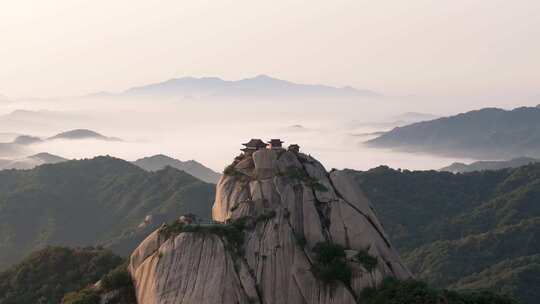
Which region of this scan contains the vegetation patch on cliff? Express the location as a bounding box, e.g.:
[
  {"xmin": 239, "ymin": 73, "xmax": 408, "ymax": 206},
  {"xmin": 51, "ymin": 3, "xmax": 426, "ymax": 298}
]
[
  {"xmin": 311, "ymin": 242, "xmax": 352, "ymax": 285},
  {"xmin": 100, "ymin": 263, "xmax": 134, "ymax": 292},
  {"xmin": 160, "ymin": 217, "xmax": 250, "ymax": 254},
  {"xmin": 356, "ymin": 249, "xmax": 378, "ymax": 272},
  {"xmin": 223, "ymin": 163, "xmax": 243, "ymax": 177}
]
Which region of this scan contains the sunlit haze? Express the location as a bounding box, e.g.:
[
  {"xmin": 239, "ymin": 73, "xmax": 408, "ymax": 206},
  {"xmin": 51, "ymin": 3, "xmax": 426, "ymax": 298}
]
[
  {"xmin": 0, "ymin": 1, "xmax": 539, "ymax": 172},
  {"xmin": 1, "ymin": 0, "xmax": 539, "ymax": 100}
]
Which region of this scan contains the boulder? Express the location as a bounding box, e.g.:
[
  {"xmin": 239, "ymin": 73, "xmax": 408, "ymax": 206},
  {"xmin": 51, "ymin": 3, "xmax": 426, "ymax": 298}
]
[{"xmin": 129, "ymin": 144, "xmax": 412, "ymax": 304}]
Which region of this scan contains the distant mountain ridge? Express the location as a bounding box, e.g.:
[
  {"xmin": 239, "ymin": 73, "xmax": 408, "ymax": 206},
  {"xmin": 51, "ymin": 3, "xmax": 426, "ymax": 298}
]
[
  {"xmin": 133, "ymin": 154, "xmax": 221, "ymax": 183},
  {"xmin": 0, "ymin": 129, "xmax": 120, "ymax": 158},
  {"xmin": 440, "ymin": 157, "xmax": 540, "ymax": 173},
  {"xmin": 48, "ymin": 129, "xmax": 121, "ymax": 141},
  {"xmin": 0, "ymin": 151, "xmax": 220, "ymax": 184},
  {"xmin": 12, "ymin": 135, "xmax": 42, "ymax": 145},
  {"xmin": 122, "ymin": 74, "xmax": 379, "ymax": 98},
  {"xmin": 0, "ymin": 152, "xmax": 67, "ymax": 170},
  {"xmin": 367, "ymin": 106, "xmax": 540, "ymax": 159}
]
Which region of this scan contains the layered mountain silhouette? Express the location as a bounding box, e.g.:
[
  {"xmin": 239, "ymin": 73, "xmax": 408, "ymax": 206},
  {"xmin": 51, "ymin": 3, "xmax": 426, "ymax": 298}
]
[
  {"xmin": 122, "ymin": 74, "xmax": 379, "ymax": 98},
  {"xmin": 12, "ymin": 135, "xmax": 42, "ymax": 145},
  {"xmin": 366, "ymin": 106, "xmax": 540, "ymax": 159},
  {"xmin": 0, "ymin": 152, "xmax": 67, "ymax": 170},
  {"xmin": 48, "ymin": 129, "xmax": 121, "ymax": 141},
  {"xmin": 133, "ymin": 154, "xmax": 221, "ymax": 183},
  {"xmin": 0, "ymin": 151, "xmax": 220, "ymax": 184},
  {"xmin": 0, "ymin": 129, "xmax": 121, "ymax": 158},
  {"xmin": 440, "ymin": 157, "xmax": 540, "ymax": 173}
]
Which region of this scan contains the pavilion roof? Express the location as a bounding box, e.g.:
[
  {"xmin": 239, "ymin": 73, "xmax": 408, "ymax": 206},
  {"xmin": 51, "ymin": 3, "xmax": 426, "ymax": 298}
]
[
  {"xmin": 242, "ymin": 138, "xmax": 266, "ymax": 147},
  {"xmin": 268, "ymin": 139, "xmax": 284, "ymax": 144}
]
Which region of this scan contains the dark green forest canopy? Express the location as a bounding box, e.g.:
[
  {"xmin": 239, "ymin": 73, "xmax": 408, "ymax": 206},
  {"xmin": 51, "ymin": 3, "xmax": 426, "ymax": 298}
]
[
  {"xmin": 361, "ymin": 278, "xmax": 517, "ymax": 304},
  {"xmin": 346, "ymin": 164, "xmax": 540, "ymax": 304},
  {"xmin": 0, "ymin": 156, "xmax": 215, "ymax": 270},
  {"xmin": 0, "ymin": 246, "xmax": 123, "ymax": 304},
  {"xmin": 1, "ymin": 159, "xmax": 536, "ymax": 303}
]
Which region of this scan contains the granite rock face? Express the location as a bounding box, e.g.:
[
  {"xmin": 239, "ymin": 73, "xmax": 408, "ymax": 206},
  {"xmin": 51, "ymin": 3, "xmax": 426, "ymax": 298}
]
[{"xmin": 129, "ymin": 147, "xmax": 412, "ymax": 304}]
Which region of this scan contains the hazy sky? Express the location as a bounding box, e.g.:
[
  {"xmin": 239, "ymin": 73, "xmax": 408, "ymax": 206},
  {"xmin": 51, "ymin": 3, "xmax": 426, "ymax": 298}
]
[{"xmin": 1, "ymin": 0, "xmax": 539, "ymax": 98}]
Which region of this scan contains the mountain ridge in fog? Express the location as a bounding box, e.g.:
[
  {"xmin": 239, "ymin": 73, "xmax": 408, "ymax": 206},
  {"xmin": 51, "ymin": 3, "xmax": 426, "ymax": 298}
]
[
  {"xmin": 0, "ymin": 150, "xmax": 220, "ymax": 184},
  {"xmin": 0, "ymin": 152, "xmax": 67, "ymax": 170},
  {"xmin": 120, "ymin": 74, "xmax": 380, "ymax": 98},
  {"xmin": 0, "ymin": 129, "xmax": 121, "ymax": 158},
  {"xmin": 48, "ymin": 129, "xmax": 121, "ymax": 141},
  {"xmin": 440, "ymin": 157, "xmax": 540, "ymax": 173},
  {"xmin": 12, "ymin": 135, "xmax": 42, "ymax": 145},
  {"xmin": 133, "ymin": 154, "xmax": 221, "ymax": 183},
  {"xmin": 367, "ymin": 106, "xmax": 540, "ymax": 159}
]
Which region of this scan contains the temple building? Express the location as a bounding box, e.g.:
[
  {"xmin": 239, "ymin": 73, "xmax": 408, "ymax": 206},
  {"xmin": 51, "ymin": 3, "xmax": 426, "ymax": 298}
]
[
  {"xmin": 288, "ymin": 144, "xmax": 300, "ymax": 153},
  {"xmin": 241, "ymin": 138, "xmax": 267, "ymax": 154},
  {"xmin": 267, "ymin": 139, "xmax": 284, "ymax": 149}
]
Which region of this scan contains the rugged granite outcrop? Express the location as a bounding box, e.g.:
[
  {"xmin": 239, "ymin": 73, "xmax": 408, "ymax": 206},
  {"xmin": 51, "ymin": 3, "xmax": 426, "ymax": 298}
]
[{"xmin": 129, "ymin": 145, "xmax": 412, "ymax": 304}]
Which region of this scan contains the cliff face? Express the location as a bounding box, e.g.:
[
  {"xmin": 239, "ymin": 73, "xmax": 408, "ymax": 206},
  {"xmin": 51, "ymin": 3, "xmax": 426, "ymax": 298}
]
[{"xmin": 129, "ymin": 147, "xmax": 411, "ymax": 304}]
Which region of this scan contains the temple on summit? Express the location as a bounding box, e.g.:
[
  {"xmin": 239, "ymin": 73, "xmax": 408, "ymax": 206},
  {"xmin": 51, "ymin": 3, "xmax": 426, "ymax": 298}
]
[
  {"xmin": 241, "ymin": 139, "xmax": 266, "ymax": 154},
  {"xmin": 241, "ymin": 138, "xmax": 299, "ymax": 154},
  {"xmin": 267, "ymin": 139, "xmax": 284, "ymax": 149}
]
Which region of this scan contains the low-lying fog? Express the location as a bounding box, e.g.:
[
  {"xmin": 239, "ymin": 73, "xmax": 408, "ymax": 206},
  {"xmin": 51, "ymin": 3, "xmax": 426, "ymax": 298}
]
[{"xmin": 0, "ymin": 95, "xmax": 475, "ymax": 171}]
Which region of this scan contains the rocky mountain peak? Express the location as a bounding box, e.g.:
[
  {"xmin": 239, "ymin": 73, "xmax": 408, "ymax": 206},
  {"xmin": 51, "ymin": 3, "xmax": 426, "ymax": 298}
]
[{"xmin": 128, "ymin": 141, "xmax": 411, "ymax": 304}]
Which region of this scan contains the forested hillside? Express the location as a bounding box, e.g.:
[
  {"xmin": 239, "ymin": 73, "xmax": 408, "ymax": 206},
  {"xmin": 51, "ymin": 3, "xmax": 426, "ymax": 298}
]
[
  {"xmin": 0, "ymin": 157, "xmax": 215, "ymax": 270},
  {"xmin": 0, "ymin": 247, "xmax": 123, "ymax": 304},
  {"xmin": 367, "ymin": 106, "xmax": 540, "ymax": 159},
  {"xmin": 346, "ymin": 164, "xmax": 540, "ymax": 304}
]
